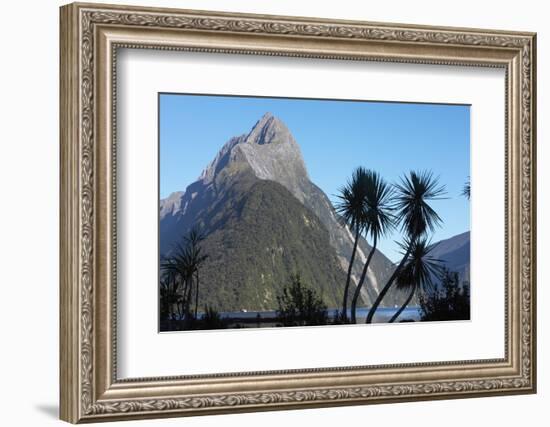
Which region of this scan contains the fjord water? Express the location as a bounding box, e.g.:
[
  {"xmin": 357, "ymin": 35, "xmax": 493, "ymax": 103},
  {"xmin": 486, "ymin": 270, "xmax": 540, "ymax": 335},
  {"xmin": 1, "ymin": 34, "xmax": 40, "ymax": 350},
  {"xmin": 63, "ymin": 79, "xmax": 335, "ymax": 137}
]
[{"xmin": 215, "ymin": 307, "xmax": 421, "ymax": 326}]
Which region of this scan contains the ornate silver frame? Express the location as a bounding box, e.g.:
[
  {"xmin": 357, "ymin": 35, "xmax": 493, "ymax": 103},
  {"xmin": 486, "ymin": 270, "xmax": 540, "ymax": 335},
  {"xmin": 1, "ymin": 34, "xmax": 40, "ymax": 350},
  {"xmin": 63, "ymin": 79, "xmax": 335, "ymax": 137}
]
[{"xmin": 60, "ymin": 2, "xmax": 537, "ymax": 423}]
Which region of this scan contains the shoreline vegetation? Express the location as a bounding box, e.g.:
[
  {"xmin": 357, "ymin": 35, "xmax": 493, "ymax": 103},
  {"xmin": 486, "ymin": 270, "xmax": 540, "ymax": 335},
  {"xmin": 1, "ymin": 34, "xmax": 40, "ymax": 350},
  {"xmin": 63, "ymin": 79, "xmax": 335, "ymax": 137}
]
[
  {"xmin": 160, "ymin": 269, "xmax": 469, "ymax": 332},
  {"xmin": 159, "ymin": 116, "xmax": 471, "ymax": 332},
  {"xmin": 160, "ymin": 307, "xmax": 422, "ymax": 332}
]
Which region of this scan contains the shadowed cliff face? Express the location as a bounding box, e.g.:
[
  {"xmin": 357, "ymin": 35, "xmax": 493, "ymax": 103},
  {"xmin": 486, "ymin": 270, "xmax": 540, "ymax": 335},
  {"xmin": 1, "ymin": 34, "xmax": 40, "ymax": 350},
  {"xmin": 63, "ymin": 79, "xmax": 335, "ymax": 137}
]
[{"xmin": 160, "ymin": 113, "xmax": 402, "ymax": 310}]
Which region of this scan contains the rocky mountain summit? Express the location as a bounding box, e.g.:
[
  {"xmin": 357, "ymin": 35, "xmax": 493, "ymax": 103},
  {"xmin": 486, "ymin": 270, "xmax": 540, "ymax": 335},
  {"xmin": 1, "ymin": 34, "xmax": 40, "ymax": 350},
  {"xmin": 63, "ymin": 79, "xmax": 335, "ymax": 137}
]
[{"xmin": 160, "ymin": 113, "xmax": 401, "ymax": 310}]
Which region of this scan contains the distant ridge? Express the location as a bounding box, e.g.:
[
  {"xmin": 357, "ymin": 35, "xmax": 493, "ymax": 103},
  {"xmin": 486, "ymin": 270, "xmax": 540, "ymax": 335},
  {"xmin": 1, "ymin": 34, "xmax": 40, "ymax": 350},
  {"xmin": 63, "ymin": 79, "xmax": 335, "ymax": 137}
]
[{"xmin": 430, "ymin": 231, "xmax": 470, "ymax": 281}]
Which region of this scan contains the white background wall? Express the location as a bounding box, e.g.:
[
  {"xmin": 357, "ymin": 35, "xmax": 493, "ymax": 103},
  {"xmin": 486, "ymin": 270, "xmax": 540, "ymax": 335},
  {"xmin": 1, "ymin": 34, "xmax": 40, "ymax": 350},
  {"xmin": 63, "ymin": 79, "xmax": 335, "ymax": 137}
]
[{"xmin": 0, "ymin": 0, "xmax": 545, "ymax": 426}]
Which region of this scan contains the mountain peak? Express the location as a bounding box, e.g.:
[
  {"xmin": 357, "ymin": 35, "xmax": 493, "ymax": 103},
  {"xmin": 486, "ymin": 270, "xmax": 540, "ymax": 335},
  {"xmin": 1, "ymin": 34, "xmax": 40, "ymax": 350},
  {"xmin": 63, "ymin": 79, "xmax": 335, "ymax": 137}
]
[
  {"xmin": 160, "ymin": 112, "xmax": 398, "ymax": 309},
  {"xmin": 246, "ymin": 112, "xmax": 293, "ymax": 146},
  {"xmin": 250, "ymin": 112, "xmax": 276, "ymax": 131},
  {"xmin": 258, "ymin": 111, "xmax": 275, "ymax": 122},
  {"xmin": 169, "ymin": 113, "xmax": 308, "ymax": 208}
]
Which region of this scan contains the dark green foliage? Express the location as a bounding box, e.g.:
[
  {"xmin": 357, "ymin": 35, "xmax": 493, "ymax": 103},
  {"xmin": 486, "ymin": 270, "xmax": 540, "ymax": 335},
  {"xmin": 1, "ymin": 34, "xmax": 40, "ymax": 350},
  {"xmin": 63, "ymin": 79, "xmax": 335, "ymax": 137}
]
[
  {"xmin": 393, "ymin": 170, "xmax": 446, "ymax": 238},
  {"xmin": 335, "ymin": 167, "xmax": 395, "ymax": 322},
  {"xmin": 419, "ymin": 269, "xmax": 470, "ymax": 321},
  {"xmin": 335, "ymin": 166, "xmax": 371, "ymax": 233},
  {"xmin": 349, "ymin": 170, "xmax": 395, "ymax": 323},
  {"xmin": 276, "ymin": 274, "xmax": 328, "ymax": 326},
  {"xmin": 200, "ymin": 305, "xmax": 228, "ymax": 330},
  {"xmin": 395, "ymin": 237, "xmax": 444, "ymax": 294},
  {"xmin": 159, "ymin": 284, "xmax": 171, "ymax": 321},
  {"xmin": 361, "ymin": 171, "xmax": 395, "ymax": 240},
  {"xmin": 191, "ymin": 171, "xmax": 347, "ymax": 312},
  {"xmin": 159, "ymin": 274, "xmax": 180, "ymax": 321},
  {"xmin": 160, "ymin": 228, "xmax": 207, "ymax": 326},
  {"xmin": 335, "ymin": 166, "xmax": 371, "ymax": 321},
  {"xmin": 388, "ymin": 237, "xmax": 444, "ymax": 323}
]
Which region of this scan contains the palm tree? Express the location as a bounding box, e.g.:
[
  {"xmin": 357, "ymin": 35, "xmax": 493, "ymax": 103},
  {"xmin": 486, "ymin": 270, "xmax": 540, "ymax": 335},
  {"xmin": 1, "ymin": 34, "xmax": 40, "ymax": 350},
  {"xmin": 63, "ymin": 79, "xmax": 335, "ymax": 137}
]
[
  {"xmin": 185, "ymin": 228, "xmax": 208, "ymax": 320},
  {"xmin": 161, "ymin": 227, "xmax": 207, "ymax": 326},
  {"xmin": 159, "ymin": 277, "xmax": 174, "ymax": 321},
  {"xmin": 349, "ymin": 171, "xmax": 394, "ymax": 323},
  {"xmin": 161, "ymin": 242, "xmax": 194, "ymax": 320},
  {"xmin": 335, "ymin": 167, "xmax": 370, "ymax": 322},
  {"xmin": 462, "ymin": 177, "xmax": 471, "ymax": 200},
  {"xmin": 366, "ymin": 170, "xmax": 445, "ymax": 324},
  {"xmin": 160, "ymin": 268, "xmax": 180, "ymax": 320},
  {"xmin": 388, "ymin": 238, "xmax": 444, "ymax": 323},
  {"xmin": 194, "ymin": 270, "xmax": 201, "ymax": 320}
]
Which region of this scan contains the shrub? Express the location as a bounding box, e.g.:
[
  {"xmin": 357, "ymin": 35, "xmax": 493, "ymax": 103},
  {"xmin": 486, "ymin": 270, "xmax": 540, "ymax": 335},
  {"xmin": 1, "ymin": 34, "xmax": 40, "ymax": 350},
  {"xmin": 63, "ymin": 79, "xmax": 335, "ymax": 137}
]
[
  {"xmin": 276, "ymin": 274, "xmax": 328, "ymax": 326},
  {"xmin": 201, "ymin": 305, "xmax": 227, "ymax": 330},
  {"xmin": 419, "ymin": 269, "xmax": 470, "ymax": 321}
]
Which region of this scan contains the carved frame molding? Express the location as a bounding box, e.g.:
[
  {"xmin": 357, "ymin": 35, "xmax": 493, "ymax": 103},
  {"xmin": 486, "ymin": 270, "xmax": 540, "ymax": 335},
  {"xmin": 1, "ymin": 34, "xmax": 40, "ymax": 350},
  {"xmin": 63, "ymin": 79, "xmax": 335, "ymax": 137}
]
[{"xmin": 60, "ymin": 2, "xmax": 536, "ymax": 423}]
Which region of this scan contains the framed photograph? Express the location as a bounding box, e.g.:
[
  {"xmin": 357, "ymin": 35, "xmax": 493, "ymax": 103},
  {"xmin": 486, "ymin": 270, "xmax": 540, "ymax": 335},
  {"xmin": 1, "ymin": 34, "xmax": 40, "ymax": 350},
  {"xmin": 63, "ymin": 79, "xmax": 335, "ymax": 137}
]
[{"xmin": 60, "ymin": 2, "xmax": 537, "ymax": 423}]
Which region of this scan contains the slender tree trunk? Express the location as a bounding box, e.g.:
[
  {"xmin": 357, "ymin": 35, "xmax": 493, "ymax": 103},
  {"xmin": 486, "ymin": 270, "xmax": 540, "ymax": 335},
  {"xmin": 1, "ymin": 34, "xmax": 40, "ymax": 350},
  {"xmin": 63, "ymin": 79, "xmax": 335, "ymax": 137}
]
[
  {"xmin": 342, "ymin": 226, "xmax": 360, "ymax": 322},
  {"xmin": 194, "ymin": 271, "xmax": 200, "ymax": 320},
  {"xmin": 350, "ymin": 235, "xmax": 377, "ymax": 323},
  {"xmin": 180, "ymin": 278, "xmax": 189, "ymax": 321},
  {"xmin": 164, "ymin": 293, "xmax": 170, "ymax": 322},
  {"xmin": 168, "ymin": 293, "xmax": 174, "ymax": 321},
  {"xmin": 169, "ymin": 278, "xmax": 177, "ymax": 321},
  {"xmin": 366, "ymin": 244, "xmax": 413, "ymax": 324},
  {"xmin": 184, "ymin": 276, "xmax": 193, "ymax": 323},
  {"xmin": 389, "ymin": 285, "xmax": 416, "ymax": 323},
  {"xmin": 177, "ymin": 293, "xmax": 183, "ymax": 320}
]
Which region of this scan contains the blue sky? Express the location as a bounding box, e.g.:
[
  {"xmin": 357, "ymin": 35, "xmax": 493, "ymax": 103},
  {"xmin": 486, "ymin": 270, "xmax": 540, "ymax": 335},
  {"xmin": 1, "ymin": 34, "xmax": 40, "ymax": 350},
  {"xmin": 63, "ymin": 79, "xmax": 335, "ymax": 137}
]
[{"xmin": 160, "ymin": 94, "xmax": 470, "ymax": 262}]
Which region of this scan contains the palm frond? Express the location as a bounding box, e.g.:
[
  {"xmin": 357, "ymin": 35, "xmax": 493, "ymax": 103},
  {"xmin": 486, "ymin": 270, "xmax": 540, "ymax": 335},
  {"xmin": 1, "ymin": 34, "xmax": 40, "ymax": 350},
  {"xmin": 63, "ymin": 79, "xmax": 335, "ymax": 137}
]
[
  {"xmin": 462, "ymin": 177, "xmax": 471, "ymax": 200},
  {"xmin": 393, "ymin": 170, "xmax": 446, "ymax": 238},
  {"xmin": 334, "ymin": 167, "xmax": 396, "ymax": 238},
  {"xmin": 395, "ymin": 237, "xmax": 445, "ymax": 293},
  {"xmin": 161, "ymin": 227, "xmax": 208, "ymax": 280},
  {"xmin": 362, "ymin": 170, "xmax": 395, "ymax": 240},
  {"xmin": 334, "ymin": 166, "xmax": 370, "ymax": 232}
]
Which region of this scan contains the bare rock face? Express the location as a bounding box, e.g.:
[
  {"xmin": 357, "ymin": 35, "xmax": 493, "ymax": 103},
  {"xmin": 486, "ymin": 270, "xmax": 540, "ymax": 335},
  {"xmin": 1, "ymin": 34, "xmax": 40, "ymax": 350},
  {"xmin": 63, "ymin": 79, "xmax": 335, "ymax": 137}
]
[
  {"xmin": 160, "ymin": 113, "xmax": 399, "ymax": 307},
  {"xmin": 159, "ymin": 190, "xmax": 185, "ymax": 217},
  {"xmin": 198, "ymin": 135, "xmax": 245, "ymax": 185},
  {"xmin": 236, "ymin": 113, "xmax": 310, "ymax": 202}
]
